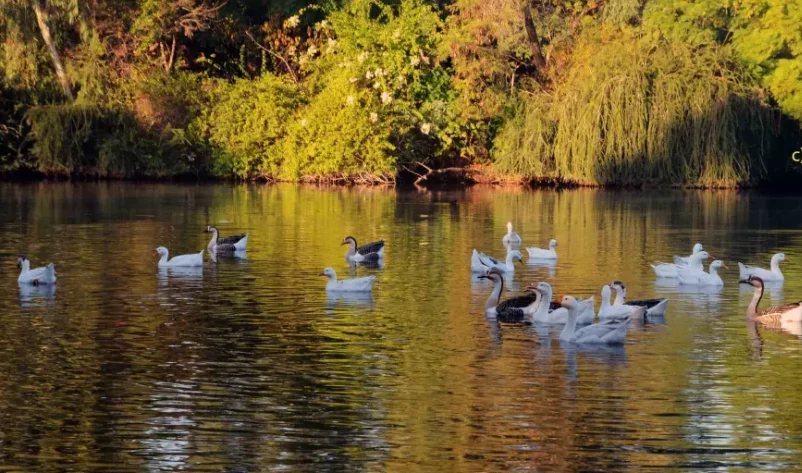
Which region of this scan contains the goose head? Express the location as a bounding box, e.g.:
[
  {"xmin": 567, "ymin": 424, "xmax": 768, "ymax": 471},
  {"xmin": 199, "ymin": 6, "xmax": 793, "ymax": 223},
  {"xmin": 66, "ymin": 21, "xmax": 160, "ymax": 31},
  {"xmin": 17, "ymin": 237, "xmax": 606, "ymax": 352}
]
[
  {"xmin": 549, "ymin": 239, "xmax": 558, "ymax": 250},
  {"xmin": 154, "ymin": 246, "xmax": 169, "ymax": 258},
  {"xmin": 508, "ymin": 250, "xmax": 524, "ymax": 263},
  {"xmin": 560, "ymin": 295, "xmax": 579, "ymax": 310},
  {"xmin": 693, "ymin": 250, "xmax": 710, "ymax": 262},
  {"xmin": 506, "ymin": 222, "xmax": 514, "ymax": 233},
  {"xmin": 536, "ymin": 282, "xmax": 552, "ymax": 298},
  {"xmin": 692, "ymin": 243, "xmax": 704, "ymax": 254},
  {"xmin": 204, "ymin": 225, "xmax": 218, "ymax": 233},
  {"xmin": 739, "ymin": 275, "xmax": 765, "ymax": 289},
  {"xmin": 610, "ymin": 280, "xmax": 626, "ymax": 298},
  {"xmin": 17, "ymin": 255, "xmax": 29, "ymax": 271},
  {"xmin": 710, "ymin": 260, "xmax": 727, "ymax": 271},
  {"xmin": 478, "ymin": 268, "xmax": 504, "ymax": 282},
  {"xmin": 601, "ymin": 284, "xmax": 613, "ymax": 299},
  {"xmin": 319, "ymin": 267, "xmax": 337, "ymax": 279},
  {"xmin": 341, "ymin": 236, "xmax": 357, "ymax": 247},
  {"xmin": 772, "ymin": 253, "xmax": 788, "ymax": 264}
]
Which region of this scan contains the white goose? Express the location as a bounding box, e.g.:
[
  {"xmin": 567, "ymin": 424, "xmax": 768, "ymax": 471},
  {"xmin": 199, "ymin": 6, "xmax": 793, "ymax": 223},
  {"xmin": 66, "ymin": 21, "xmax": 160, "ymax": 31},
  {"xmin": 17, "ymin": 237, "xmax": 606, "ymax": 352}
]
[
  {"xmin": 471, "ymin": 249, "xmax": 523, "ymax": 274},
  {"xmin": 559, "ymin": 296, "xmax": 631, "ymax": 345},
  {"xmin": 610, "ymin": 281, "xmax": 669, "ymax": 316},
  {"xmin": 740, "ymin": 276, "xmax": 802, "ymax": 324},
  {"xmin": 526, "ymin": 239, "xmax": 558, "ymax": 259},
  {"xmin": 651, "ymin": 251, "xmax": 709, "ymax": 278},
  {"xmin": 738, "ymin": 253, "xmax": 787, "ymax": 282},
  {"xmin": 502, "ymin": 222, "xmax": 522, "ymax": 246},
  {"xmin": 206, "ymin": 225, "xmax": 248, "ymax": 253},
  {"xmin": 320, "ymin": 267, "xmax": 375, "ymax": 292},
  {"xmin": 531, "ymin": 282, "xmax": 594, "ymax": 325},
  {"xmin": 678, "ymin": 260, "xmax": 726, "ymax": 286},
  {"xmin": 479, "ymin": 269, "xmax": 541, "ymax": 321},
  {"xmin": 672, "ymin": 243, "xmax": 705, "ymax": 266},
  {"xmin": 17, "ymin": 256, "xmax": 57, "ymax": 285},
  {"xmin": 155, "ymin": 247, "xmax": 204, "ymax": 267},
  {"xmin": 598, "ymin": 285, "xmax": 645, "ymax": 321}
]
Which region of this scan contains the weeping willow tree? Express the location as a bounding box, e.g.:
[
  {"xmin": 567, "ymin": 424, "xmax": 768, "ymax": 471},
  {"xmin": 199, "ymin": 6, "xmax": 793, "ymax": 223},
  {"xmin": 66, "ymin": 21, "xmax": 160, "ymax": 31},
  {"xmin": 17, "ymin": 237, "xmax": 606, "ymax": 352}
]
[{"xmin": 494, "ymin": 30, "xmax": 777, "ymax": 187}]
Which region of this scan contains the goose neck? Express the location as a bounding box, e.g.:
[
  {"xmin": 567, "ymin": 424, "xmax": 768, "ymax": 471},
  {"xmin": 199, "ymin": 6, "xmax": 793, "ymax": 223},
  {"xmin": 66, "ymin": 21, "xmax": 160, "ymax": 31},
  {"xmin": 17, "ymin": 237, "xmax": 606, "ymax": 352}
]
[
  {"xmin": 559, "ymin": 306, "xmax": 578, "ymax": 341},
  {"xmin": 487, "ymin": 277, "xmax": 503, "ymax": 311},
  {"xmin": 747, "ymin": 285, "xmax": 763, "ymax": 320}
]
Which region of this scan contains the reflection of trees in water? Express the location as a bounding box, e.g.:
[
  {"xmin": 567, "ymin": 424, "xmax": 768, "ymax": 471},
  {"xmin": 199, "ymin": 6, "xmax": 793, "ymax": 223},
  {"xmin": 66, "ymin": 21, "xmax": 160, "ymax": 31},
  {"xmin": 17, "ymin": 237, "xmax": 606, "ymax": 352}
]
[{"xmin": 3, "ymin": 183, "xmax": 802, "ymax": 471}]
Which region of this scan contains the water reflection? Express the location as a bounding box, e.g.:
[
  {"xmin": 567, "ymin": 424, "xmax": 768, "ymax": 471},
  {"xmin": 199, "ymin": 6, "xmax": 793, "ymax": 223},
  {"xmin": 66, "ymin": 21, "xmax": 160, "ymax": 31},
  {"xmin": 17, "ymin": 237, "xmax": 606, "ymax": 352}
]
[
  {"xmin": 17, "ymin": 282, "xmax": 56, "ymax": 306},
  {"xmin": 1, "ymin": 183, "xmax": 802, "ymax": 472}
]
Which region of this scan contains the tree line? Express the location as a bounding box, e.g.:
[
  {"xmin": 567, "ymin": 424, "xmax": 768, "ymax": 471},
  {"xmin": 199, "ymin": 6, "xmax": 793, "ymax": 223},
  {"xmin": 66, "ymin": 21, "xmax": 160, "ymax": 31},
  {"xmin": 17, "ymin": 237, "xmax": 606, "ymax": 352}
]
[{"xmin": 1, "ymin": 0, "xmax": 800, "ymax": 186}]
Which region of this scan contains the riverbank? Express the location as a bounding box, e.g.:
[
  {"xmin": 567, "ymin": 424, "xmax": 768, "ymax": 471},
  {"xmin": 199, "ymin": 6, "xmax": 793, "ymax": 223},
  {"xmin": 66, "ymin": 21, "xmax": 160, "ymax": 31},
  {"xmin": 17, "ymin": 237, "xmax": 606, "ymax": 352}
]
[{"xmin": 4, "ymin": 162, "xmax": 802, "ymax": 192}]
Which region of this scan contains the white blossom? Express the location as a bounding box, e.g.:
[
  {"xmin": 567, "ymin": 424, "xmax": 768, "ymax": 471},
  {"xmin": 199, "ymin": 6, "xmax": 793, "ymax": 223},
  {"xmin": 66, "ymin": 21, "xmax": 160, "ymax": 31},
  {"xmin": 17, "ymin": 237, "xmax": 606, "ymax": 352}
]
[
  {"xmin": 410, "ymin": 55, "xmax": 420, "ymax": 67},
  {"xmin": 369, "ymin": 112, "xmax": 378, "ymax": 123},
  {"xmin": 381, "ymin": 92, "xmax": 393, "ymax": 104},
  {"xmin": 373, "ymin": 82, "xmax": 381, "ymax": 89},
  {"xmin": 420, "ymin": 123, "xmax": 432, "ymax": 135},
  {"xmin": 396, "ymin": 75, "xmax": 407, "ymax": 85},
  {"xmin": 284, "ymin": 15, "xmax": 300, "ymax": 29},
  {"xmin": 307, "ymin": 45, "xmax": 318, "ymax": 56},
  {"xmin": 301, "ymin": 119, "xmax": 308, "ymax": 127},
  {"xmin": 357, "ymin": 52, "xmax": 369, "ymax": 63},
  {"xmin": 326, "ymin": 38, "xmax": 337, "ymax": 53},
  {"xmin": 349, "ymin": 77, "xmax": 358, "ymax": 83},
  {"xmin": 374, "ymin": 68, "xmax": 384, "ymax": 77},
  {"xmin": 365, "ymin": 70, "xmax": 374, "ymax": 79},
  {"xmin": 346, "ymin": 96, "xmax": 355, "ymax": 106}
]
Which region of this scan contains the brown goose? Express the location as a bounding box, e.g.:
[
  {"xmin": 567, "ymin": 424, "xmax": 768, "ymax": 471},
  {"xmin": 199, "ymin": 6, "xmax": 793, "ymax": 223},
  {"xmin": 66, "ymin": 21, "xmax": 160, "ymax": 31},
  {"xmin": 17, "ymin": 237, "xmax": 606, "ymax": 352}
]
[
  {"xmin": 206, "ymin": 225, "xmax": 248, "ymax": 253},
  {"xmin": 342, "ymin": 236, "xmax": 385, "ymax": 263},
  {"xmin": 740, "ymin": 276, "xmax": 802, "ymax": 325},
  {"xmin": 478, "ymin": 268, "xmax": 541, "ymax": 322}
]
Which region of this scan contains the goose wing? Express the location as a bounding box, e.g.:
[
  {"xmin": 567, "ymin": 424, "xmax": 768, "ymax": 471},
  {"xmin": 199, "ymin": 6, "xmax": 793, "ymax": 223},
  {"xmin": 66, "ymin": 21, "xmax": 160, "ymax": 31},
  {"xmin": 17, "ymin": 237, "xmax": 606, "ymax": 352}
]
[
  {"xmin": 496, "ymin": 307, "xmax": 528, "ymax": 323},
  {"xmin": 626, "ymin": 298, "xmax": 664, "ymax": 309},
  {"xmin": 758, "ymin": 301, "xmax": 802, "ymax": 323},
  {"xmin": 218, "ymin": 233, "xmax": 247, "ymax": 245},
  {"xmin": 496, "ymin": 293, "xmax": 538, "ymax": 313},
  {"xmin": 478, "ymin": 252, "xmax": 501, "ymax": 267},
  {"xmin": 357, "ymin": 240, "xmax": 385, "ymax": 255}
]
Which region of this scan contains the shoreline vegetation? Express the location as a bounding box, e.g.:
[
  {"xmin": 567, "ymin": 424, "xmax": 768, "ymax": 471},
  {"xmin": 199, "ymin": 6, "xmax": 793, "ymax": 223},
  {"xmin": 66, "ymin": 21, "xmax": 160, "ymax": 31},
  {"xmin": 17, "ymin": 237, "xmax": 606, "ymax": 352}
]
[{"xmin": 2, "ymin": 0, "xmax": 802, "ymax": 189}]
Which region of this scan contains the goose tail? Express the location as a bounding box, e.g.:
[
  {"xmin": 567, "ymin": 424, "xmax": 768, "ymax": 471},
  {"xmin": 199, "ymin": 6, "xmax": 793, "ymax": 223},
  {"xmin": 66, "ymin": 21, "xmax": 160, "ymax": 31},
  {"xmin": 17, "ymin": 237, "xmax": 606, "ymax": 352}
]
[
  {"xmin": 46, "ymin": 263, "xmax": 56, "ymax": 284},
  {"xmin": 234, "ymin": 234, "xmax": 248, "ymax": 251}
]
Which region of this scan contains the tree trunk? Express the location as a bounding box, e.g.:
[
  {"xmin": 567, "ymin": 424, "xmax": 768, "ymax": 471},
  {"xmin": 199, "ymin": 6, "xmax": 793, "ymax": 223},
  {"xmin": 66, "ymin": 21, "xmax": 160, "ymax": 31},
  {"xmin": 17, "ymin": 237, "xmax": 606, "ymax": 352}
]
[
  {"xmin": 522, "ymin": 3, "xmax": 547, "ymax": 74},
  {"xmin": 31, "ymin": 0, "xmax": 74, "ymax": 101}
]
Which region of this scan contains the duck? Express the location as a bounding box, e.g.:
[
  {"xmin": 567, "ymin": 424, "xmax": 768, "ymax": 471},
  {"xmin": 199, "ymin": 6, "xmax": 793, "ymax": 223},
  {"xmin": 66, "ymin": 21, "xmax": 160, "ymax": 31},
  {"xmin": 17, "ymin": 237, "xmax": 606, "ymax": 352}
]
[
  {"xmin": 738, "ymin": 253, "xmax": 787, "ymax": 282},
  {"xmin": 559, "ymin": 296, "xmax": 631, "ymax": 345},
  {"xmin": 342, "ymin": 236, "xmax": 385, "ymax": 263},
  {"xmin": 155, "ymin": 247, "xmax": 204, "ymax": 267},
  {"xmin": 651, "ymin": 251, "xmax": 709, "ymax": 278},
  {"xmin": 478, "ymin": 268, "xmax": 541, "ymax": 321},
  {"xmin": 502, "ymin": 222, "xmax": 522, "ymax": 246},
  {"xmin": 531, "ymin": 282, "xmax": 594, "ymax": 324},
  {"xmin": 678, "ymin": 260, "xmax": 726, "ymax": 286},
  {"xmin": 598, "ymin": 285, "xmax": 645, "ymax": 321},
  {"xmin": 205, "ymin": 225, "xmax": 248, "ymax": 253},
  {"xmin": 672, "ymin": 242, "xmax": 705, "ymax": 266},
  {"xmin": 17, "ymin": 256, "xmax": 56, "ymax": 285},
  {"xmin": 610, "ymin": 280, "xmax": 669, "ymax": 316},
  {"xmin": 320, "ymin": 267, "xmax": 375, "ymax": 292},
  {"xmin": 526, "ymin": 239, "xmax": 558, "ymax": 259},
  {"xmin": 471, "ymin": 249, "xmax": 523, "ymax": 274},
  {"xmin": 740, "ymin": 276, "xmax": 802, "ymax": 324}
]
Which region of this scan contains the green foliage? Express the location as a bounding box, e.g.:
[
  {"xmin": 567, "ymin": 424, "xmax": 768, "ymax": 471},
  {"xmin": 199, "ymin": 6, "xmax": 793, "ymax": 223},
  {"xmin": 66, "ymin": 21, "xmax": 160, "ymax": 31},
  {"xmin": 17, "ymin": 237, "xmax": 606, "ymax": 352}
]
[
  {"xmin": 494, "ymin": 31, "xmax": 777, "ymax": 187},
  {"xmin": 201, "ymin": 74, "xmax": 304, "ymax": 178},
  {"xmin": 0, "ymin": 0, "xmax": 801, "ymax": 185}
]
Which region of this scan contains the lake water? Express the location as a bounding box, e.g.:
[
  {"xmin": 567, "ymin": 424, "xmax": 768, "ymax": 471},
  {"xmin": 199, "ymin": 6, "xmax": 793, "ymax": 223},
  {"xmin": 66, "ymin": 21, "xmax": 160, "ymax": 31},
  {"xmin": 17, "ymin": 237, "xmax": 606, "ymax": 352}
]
[{"xmin": 1, "ymin": 182, "xmax": 801, "ymax": 472}]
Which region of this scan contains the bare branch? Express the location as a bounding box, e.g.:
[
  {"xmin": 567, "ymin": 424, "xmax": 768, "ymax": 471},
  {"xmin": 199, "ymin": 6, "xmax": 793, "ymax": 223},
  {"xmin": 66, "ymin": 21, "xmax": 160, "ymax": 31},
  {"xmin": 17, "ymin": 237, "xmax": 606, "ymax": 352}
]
[{"xmin": 244, "ymin": 30, "xmax": 299, "ymax": 84}]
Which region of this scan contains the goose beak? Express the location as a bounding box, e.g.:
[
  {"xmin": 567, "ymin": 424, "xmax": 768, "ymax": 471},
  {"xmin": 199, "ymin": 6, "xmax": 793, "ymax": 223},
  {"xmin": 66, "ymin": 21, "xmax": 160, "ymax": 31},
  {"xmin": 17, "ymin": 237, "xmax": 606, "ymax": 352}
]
[
  {"xmin": 721, "ymin": 263, "xmax": 729, "ymax": 269},
  {"xmin": 786, "ymin": 256, "xmax": 792, "ymax": 262},
  {"xmin": 340, "ymin": 241, "xmax": 348, "ymax": 246},
  {"xmin": 478, "ymin": 274, "xmax": 489, "ymax": 280},
  {"xmin": 738, "ymin": 279, "xmax": 749, "ymax": 284},
  {"xmin": 152, "ymin": 250, "xmax": 158, "ymax": 256}
]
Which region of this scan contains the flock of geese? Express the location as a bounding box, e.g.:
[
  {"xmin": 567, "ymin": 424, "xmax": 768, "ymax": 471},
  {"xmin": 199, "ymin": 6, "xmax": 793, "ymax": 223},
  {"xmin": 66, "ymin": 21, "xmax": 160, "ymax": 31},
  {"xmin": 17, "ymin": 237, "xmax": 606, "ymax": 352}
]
[{"xmin": 15, "ymin": 221, "xmax": 802, "ymax": 342}]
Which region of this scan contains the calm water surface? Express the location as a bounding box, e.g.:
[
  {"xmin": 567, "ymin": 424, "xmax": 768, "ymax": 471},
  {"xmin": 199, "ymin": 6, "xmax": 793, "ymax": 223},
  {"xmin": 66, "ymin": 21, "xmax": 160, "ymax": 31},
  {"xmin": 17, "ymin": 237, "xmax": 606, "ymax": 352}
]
[{"xmin": 1, "ymin": 183, "xmax": 802, "ymax": 472}]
